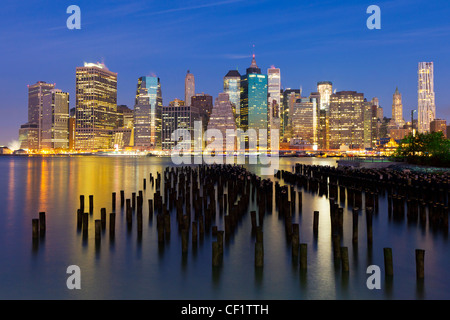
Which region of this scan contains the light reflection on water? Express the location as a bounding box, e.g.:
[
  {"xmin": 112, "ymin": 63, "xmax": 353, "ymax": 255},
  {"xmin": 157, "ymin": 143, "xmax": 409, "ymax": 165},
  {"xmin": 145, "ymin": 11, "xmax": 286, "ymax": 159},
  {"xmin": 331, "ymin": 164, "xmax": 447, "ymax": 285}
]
[{"xmin": 0, "ymin": 155, "xmax": 448, "ymax": 299}]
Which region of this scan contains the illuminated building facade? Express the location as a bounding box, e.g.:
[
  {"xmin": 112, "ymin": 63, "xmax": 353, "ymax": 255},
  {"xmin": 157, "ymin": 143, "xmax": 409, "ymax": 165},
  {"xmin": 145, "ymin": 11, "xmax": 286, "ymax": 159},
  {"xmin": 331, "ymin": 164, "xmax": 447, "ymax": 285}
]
[
  {"xmin": 430, "ymin": 119, "xmax": 447, "ymax": 138},
  {"xmin": 27, "ymin": 81, "xmax": 55, "ymax": 148},
  {"xmin": 317, "ymin": 81, "xmax": 332, "ymax": 150},
  {"xmin": 75, "ymin": 62, "xmax": 118, "ymax": 150},
  {"xmin": 392, "ymin": 87, "xmax": 404, "ymax": 127},
  {"xmin": 185, "ymin": 70, "xmax": 195, "ymax": 106},
  {"xmin": 161, "ymin": 101, "xmax": 201, "ymax": 151},
  {"xmin": 363, "ymin": 102, "xmax": 378, "ymax": 149},
  {"xmin": 240, "ymin": 54, "xmax": 268, "ymax": 138},
  {"xmin": 281, "ymin": 88, "xmax": 301, "ymax": 141},
  {"xmin": 134, "ymin": 76, "xmax": 162, "ymax": 149},
  {"xmin": 268, "ymin": 67, "xmax": 281, "ymax": 141},
  {"xmin": 41, "ymin": 89, "xmax": 70, "ymax": 149},
  {"xmin": 206, "ymin": 93, "xmax": 237, "ymax": 151},
  {"xmin": 329, "ymin": 91, "xmax": 365, "ymax": 149},
  {"xmin": 19, "ymin": 123, "xmax": 39, "ymax": 150},
  {"xmin": 191, "ymin": 93, "xmax": 213, "ymax": 132},
  {"xmin": 224, "ymin": 70, "xmax": 241, "ymax": 126},
  {"xmin": 291, "ymin": 96, "xmax": 318, "ymax": 146},
  {"xmin": 418, "ymin": 62, "xmax": 435, "ymax": 133}
]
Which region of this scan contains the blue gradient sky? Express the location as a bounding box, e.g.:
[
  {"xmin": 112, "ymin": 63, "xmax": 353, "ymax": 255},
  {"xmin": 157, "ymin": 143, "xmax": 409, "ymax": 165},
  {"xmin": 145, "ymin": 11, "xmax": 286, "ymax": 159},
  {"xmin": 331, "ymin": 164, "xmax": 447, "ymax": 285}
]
[{"xmin": 1, "ymin": 0, "xmax": 449, "ymax": 146}]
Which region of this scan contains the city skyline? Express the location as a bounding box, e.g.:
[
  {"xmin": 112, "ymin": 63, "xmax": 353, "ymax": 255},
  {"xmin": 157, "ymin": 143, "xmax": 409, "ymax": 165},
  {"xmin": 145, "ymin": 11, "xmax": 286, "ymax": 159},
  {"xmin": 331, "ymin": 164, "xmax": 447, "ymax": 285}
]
[{"xmin": 1, "ymin": 0, "xmax": 450, "ymax": 146}]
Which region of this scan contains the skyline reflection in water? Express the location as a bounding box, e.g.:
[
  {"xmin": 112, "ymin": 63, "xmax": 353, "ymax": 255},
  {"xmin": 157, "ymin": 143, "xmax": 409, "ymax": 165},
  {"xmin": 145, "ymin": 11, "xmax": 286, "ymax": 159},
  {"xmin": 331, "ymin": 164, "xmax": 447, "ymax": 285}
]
[{"xmin": 0, "ymin": 155, "xmax": 448, "ymax": 299}]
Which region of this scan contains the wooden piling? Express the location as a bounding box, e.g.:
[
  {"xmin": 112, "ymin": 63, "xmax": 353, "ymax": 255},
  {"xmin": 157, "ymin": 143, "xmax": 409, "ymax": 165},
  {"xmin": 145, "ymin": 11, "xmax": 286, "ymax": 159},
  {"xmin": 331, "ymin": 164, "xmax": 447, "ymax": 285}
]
[
  {"xmin": 341, "ymin": 247, "xmax": 349, "ymax": 272},
  {"xmin": 192, "ymin": 221, "xmax": 198, "ymax": 244},
  {"xmin": 416, "ymin": 249, "xmax": 425, "ymax": 279},
  {"xmin": 112, "ymin": 192, "xmax": 116, "ymax": 212},
  {"xmin": 82, "ymin": 212, "xmax": 88, "ymax": 233},
  {"xmin": 384, "ymin": 247, "xmax": 393, "ymax": 277},
  {"xmin": 80, "ymin": 195, "xmax": 85, "ymax": 212},
  {"xmin": 212, "ymin": 241, "xmax": 220, "ymax": 267},
  {"xmin": 39, "ymin": 212, "xmax": 46, "ymax": 235},
  {"xmin": 89, "ymin": 195, "xmax": 94, "ymax": 214},
  {"xmin": 313, "ymin": 211, "xmax": 319, "ymax": 236},
  {"xmin": 120, "ymin": 190, "xmax": 124, "ymax": 207},
  {"xmin": 101, "ymin": 208, "xmax": 106, "ymax": 230},
  {"xmin": 95, "ymin": 219, "xmax": 101, "ymax": 241},
  {"xmin": 181, "ymin": 229, "xmax": 188, "ymax": 254},
  {"xmin": 32, "ymin": 219, "xmax": 39, "ymax": 239},
  {"xmin": 255, "ymin": 227, "xmax": 264, "ymax": 268},
  {"xmin": 352, "ymin": 208, "xmax": 358, "ymax": 243},
  {"xmin": 299, "ymin": 243, "xmax": 307, "ymax": 271},
  {"xmin": 217, "ymin": 230, "xmax": 224, "ymax": 255},
  {"xmin": 366, "ymin": 207, "xmax": 373, "ymax": 245},
  {"xmin": 109, "ymin": 213, "xmax": 115, "ymax": 238}
]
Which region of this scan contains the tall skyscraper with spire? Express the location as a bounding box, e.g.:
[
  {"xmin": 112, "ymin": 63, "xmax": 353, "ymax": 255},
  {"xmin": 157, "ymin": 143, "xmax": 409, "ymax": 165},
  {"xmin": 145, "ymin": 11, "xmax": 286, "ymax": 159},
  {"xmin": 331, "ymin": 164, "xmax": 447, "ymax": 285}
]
[
  {"xmin": 418, "ymin": 62, "xmax": 435, "ymax": 133},
  {"xmin": 240, "ymin": 54, "xmax": 268, "ymax": 140},
  {"xmin": 392, "ymin": 87, "xmax": 404, "ymax": 127},
  {"xmin": 185, "ymin": 70, "xmax": 195, "ymax": 106}
]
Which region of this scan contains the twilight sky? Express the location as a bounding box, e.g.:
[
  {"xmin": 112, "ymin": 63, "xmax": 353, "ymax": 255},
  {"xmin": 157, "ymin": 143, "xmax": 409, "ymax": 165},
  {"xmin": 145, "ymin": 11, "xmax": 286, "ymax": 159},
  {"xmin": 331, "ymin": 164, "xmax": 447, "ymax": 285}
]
[{"xmin": 0, "ymin": 0, "xmax": 449, "ymax": 146}]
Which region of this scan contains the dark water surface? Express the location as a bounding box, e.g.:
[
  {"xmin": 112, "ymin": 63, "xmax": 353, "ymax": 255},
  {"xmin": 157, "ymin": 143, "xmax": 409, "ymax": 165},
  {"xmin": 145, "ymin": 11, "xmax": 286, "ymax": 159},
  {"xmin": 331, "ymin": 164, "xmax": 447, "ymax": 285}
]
[{"xmin": 0, "ymin": 155, "xmax": 448, "ymax": 299}]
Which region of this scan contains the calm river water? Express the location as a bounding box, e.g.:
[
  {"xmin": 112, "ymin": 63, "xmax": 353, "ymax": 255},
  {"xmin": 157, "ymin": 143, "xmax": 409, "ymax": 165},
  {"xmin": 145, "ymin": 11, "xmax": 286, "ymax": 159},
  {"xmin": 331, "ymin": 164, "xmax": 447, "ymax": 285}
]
[{"xmin": 0, "ymin": 155, "xmax": 448, "ymax": 299}]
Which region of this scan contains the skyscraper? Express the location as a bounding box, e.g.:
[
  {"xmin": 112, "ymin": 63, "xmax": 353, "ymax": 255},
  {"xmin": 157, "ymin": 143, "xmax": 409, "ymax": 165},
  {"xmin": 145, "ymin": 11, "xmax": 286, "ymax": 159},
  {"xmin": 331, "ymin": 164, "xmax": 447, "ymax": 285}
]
[
  {"xmin": 185, "ymin": 70, "xmax": 195, "ymax": 106},
  {"xmin": 223, "ymin": 70, "xmax": 241, "ymax": 126},
  {"xmin": 27, "ymin": 81, "xmax": 55, "ymax": 148},
  {"xmin": 240, "ymin": 55, "xmax": 268, "ymax": 145},
  {"xmin": 191, "ymin": 93, "xmax": 213, "ymax": 132},
  {"xmin": 268, "ymin": 67, "xmax": 281, "ymax": 142},
  {"xmin": 75, "ymin": 62, "xmax": 118, "ymax": 150},
  {"xmin": 41, "ymin": 89, "xmax": 70, "ymax": 149},
  {"xmin": 281, "ymin": 88, "xmax": 301, "ymax": 141},
  {"xmin": 240, "ymin": 55, "xmax": 268, "ymax": 133},
  {"xmin": 329, "ymin": 91, "xmax": 365, "ymax": 149},
  {"xmin": 418, "ymin": 62, "xmax": 435, "ymax": 133},
  {"xmin": 317, "ymin": 81, "xmax": 332, "ymax": 150},
  {"xmin": 206, "ymin": 93, "xmax": 237, "ymax": 152},
  {"xmin": 291, "ymin": 96, "xmax": 318, "ymax": 146},
  {"xmin": 392, "ymin": 87, "xmax": 404, "ymax": 127},
  {"xmin": 134, "ymin": 76, "xmax": 162, "ymax": 149}
]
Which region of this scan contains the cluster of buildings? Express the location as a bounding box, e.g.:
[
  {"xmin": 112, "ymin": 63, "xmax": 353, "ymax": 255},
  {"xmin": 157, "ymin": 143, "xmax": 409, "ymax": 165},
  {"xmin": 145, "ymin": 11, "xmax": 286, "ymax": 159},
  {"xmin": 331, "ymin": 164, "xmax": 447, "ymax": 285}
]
[{"xmin": 17, "ymin": 57, "xmax": 448, "ymax": 154}]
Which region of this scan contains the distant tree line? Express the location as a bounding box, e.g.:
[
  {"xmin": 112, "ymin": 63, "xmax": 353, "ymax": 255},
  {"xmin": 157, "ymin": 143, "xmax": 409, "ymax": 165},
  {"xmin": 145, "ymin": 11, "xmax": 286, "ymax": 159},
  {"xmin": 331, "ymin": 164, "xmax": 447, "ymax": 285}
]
[{"xmin": 392, "ymin": 131, "xmax": 450, "ymax": 167}]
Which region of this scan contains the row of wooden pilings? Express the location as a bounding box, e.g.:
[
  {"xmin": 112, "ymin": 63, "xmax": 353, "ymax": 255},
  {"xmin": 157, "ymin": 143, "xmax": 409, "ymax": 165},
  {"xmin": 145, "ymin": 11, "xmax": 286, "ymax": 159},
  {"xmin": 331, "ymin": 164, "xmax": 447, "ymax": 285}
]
[{"xmin": 74, "ymin": 164, "xmax": 282, "ymax": 269}]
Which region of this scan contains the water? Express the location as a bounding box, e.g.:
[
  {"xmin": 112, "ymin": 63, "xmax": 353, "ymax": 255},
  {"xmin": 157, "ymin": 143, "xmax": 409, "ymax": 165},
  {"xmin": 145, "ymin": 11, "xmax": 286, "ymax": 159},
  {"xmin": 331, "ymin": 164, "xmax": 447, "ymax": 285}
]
[{"xmin": 0, "ymin": 155, "xmax": 448, "ymax": 300}]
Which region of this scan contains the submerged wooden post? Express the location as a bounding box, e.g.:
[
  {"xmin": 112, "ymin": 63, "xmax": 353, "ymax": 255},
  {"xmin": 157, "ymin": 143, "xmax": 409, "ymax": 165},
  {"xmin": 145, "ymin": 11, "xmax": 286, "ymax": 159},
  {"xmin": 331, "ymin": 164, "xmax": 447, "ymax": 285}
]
[
  {"xmin": 95, "ymin": 219, "xmax": 101, "ymax": 241},
  {"xmin": 101, "ymin": 208, "xmax": 106, "ymax": 230},
  {"xmin": 416, "ymin": 249, "xmax": 425, "ymax": 279},
  {"xmin": 366, "ymin": 207, "xmax": 373, "ymax": 245},
  {"xmin": 341, "ymin": 247, "xmax": 349, "ymax": 273},
  {"xmin": 120, "ymin": 190, "xmax": 125, "ymax": 207},
  {"xmin": 212, "ymin": 241, "xmax": 220, "ymax": 267},
  {"xmin": 80, "ymin": 195, "xmax": 85, "ymax": 212},
  {"xmin": 299, "ymin": 243, "xmax": 307, "ymax": 271},
  {"xmin": 255, "ymin": 227, "xmax": 264, "ymax": 268},
  {"xmin": 39, "ymin": 212, "xmax": 46, "ymax": 235},
  {"xmin": 313, "ymin": 211, "xmax": 319, "ymax": 236},
  {"xmin": 109, "ymin": 213, "xmax": 115, "ymax": 238},
  {"xmin": 181, "ymin": 229, "xmax": 188, "ymax": 254},
  {"xmin": 32, "ymin": 219, "xmax": 39, "ymax": 239},
  {"xmin": 384, "ymin": 247, "xmax": 393, "ymax": 277},
  {"xmin": 89, "ymin": 195, "xmax": 94, "ymax": 214},
  {"xmin": 112, "ymin": 192, "xmax": 116, "ymax": 212},
  {"xmin": 352, "ymin": 208, "xmax": 359, "ymax": 243},
  {"xmin": 82, "ymin": 212, "xmax": 89, "ymax": 234}
]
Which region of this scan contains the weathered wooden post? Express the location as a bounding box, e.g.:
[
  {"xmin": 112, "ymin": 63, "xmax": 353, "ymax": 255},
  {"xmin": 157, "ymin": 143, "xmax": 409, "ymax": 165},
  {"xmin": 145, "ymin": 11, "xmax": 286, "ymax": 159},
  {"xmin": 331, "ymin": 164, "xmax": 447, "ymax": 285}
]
[
  {"xmin": 313, "ymin": 211, "xmax": 319, "ymax": 236},
  {"xmin": 112, "ymin": 192, "xmax": 116, "ymax": 212},
  {"xmin": 384, "ymin": 247, "xmax": 394, "ymax": 277},
  {"xmin": 181, "ymin": 229, "xmax": 188, "ymax": 254},
  {"xmin": 416, "ymin": 249, "xmax": 425, "ymax": 279},
  {"xmin": 217, "ymin": 230, "xmax": 224, "ymax": 255},
  {"xmin": 82, "ymin": 212, "xmax": 89, "ymax": 234},
  {"xmin": 109, "ymin": 213, "xmax": 115, "ymax": 239},
  {"xmin": 212, "ymin": 241, "xmax": 220, "ymax": 267},
  {"xmin": 101, "ymin": 208, "xmax": 106, "ymax": 230},
  {"xmin": 352, "ymin": 208, "xmax": 359, "ymax": 243},
  {"xmin": 39, "ymin": 212, "xmax": 46, "ymax": 235},
  {"xmin": 341, "ymin": 246, "xmax": 349, "ymax": 273},
  {"xmin": 192, "ymin": 221, "xmax": 198, "ymax": 245},
  {"xmin": 366, "ymin": 207, "xmax": 373, "ymax": 245},
  {"xmin": 120, "ymin": 190, "xmax": 125, "ymax": 207},
  {"xmin": 332, "ymin": 234, "xmax": 341, "ymax": 260},
  {"xmin": 95, "ymin": 219, "xmax": 101, "ymax": 241},
  {"xmin": 80, "ymin": 195, "xmax": 85, "ymax": 212},
  {"xmin": 89, "ymin": 195, "xmax": 94, "ymax": 214},
  {"xmin": 255, "ymin": 227, "xmax": 264, "ymax": 268},
  {"xmin": 77, "ymin": 209, "xmax": 82, "ymax": 229},
  {"xmin": 32, "ymin": 219, "xmax": 39, "ymax": 239},
  {"xmin": 299, "ymin": 243, "xmax": 307, "ymax": 271}
]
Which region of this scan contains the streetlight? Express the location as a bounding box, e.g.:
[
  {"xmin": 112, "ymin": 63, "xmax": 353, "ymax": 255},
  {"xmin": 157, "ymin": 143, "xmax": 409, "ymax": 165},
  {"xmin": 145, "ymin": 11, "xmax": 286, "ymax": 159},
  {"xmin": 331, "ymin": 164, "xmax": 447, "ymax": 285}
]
[{"xmin": 411, "ymin": 109, "xmax": 417, "ymax": 137}]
